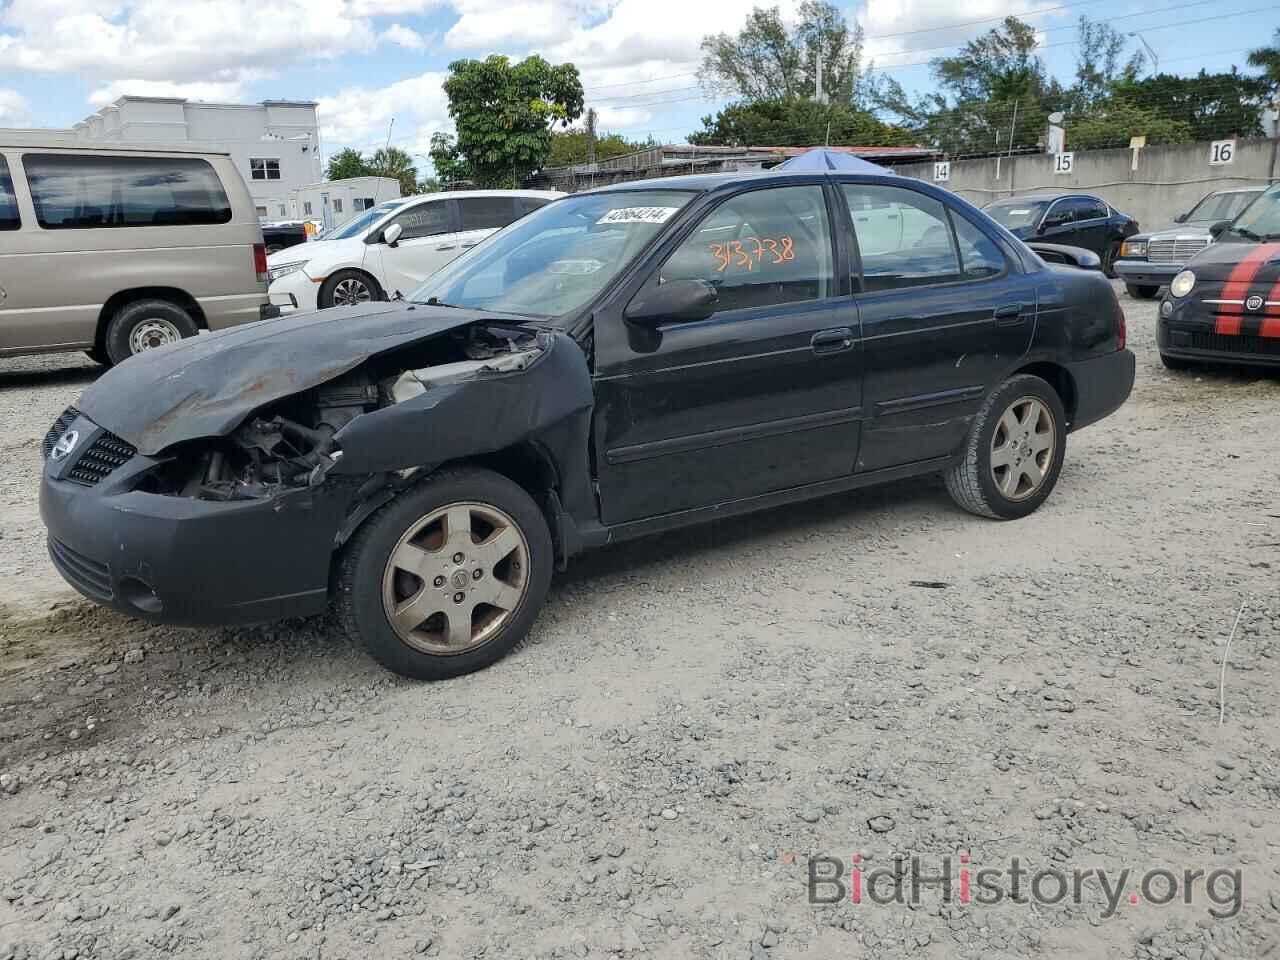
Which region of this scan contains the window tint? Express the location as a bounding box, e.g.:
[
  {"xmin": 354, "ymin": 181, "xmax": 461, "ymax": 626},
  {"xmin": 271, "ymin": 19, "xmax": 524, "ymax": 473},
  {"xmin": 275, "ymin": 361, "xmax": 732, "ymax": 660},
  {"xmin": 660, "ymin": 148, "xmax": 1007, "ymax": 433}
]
[
  {"xmin": 952, "ymin": 214, "xmax": 1005, "ymax": 279},
  {"xmin": 250, "ymin": 158, "xmax": 280, "ymax": 181},
  {"xmin": 842, "ymin": 184, "xmax": 960, "ymax": 291},
  {"xmin": 390, "ymin": 201, "xmax": 452, "ymax": 240},
  {"xmin": 515, "ymin": 196, "xmax": 550, "ymax": 218},
  {"xmin": 0, "ymin": 157, "xmax": 19, "ymax": 230},
  {"xmin": 24, "ymin": 154, "xmax": 232, "ymax": 229},
  {"xmin": 1047, "ymin": 197, "xmax": 1105, "ymax": 225},
  {"xmin": 658, "ymin": 185, "xmax": 833, "ymax": 313},
  {"xmin": 458, "ymin": 197, "xmax": 518, "ymax": 231}
]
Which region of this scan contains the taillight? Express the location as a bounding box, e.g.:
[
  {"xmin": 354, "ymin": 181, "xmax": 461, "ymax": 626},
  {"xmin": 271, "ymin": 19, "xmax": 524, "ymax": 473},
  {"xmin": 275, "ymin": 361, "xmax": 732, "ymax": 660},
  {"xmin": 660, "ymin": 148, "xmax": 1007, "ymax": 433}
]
[
  {"xmin": 1115, "ymin": 301, "xmax": 1127, "ymax": 351},
  {"xmin": 253, "ymin": 243, "xmax": 268, "ymax": 283}
]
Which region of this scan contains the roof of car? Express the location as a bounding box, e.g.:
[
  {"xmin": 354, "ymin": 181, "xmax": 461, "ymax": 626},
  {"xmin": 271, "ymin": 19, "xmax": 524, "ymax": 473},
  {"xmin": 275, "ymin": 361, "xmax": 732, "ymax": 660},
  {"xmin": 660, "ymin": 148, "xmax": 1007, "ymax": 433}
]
[
  {"xmin": 581, "ymin": 169, "xmax": 927, "ymax": 195},
  {"xmin": 0, "ymin": 133, "xmax": 231, "ymax": 155},
  {"xmin": 987, "ymin": 192, "xmax": 1099, "ymax": 204}
]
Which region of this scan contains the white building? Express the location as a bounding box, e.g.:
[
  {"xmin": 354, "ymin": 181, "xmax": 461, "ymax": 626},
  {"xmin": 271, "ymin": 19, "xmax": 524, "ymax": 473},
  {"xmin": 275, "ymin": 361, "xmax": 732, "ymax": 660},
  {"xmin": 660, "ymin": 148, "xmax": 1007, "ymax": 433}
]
[
  {"xmin": 67, "ymin": 96, "xmax": 323, "ymax": 219},
  {"xmin": 291, "ymin": 176, "xmax": 402, "ymax": 231}
]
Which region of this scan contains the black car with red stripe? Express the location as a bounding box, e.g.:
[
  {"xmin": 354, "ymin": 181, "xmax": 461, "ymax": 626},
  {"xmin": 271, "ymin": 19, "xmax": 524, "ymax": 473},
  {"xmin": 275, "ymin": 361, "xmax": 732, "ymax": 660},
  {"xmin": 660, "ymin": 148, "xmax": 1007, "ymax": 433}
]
[{"xmin": 1158, "ymin": 184, "xmax": 1280, "ymax": 370}]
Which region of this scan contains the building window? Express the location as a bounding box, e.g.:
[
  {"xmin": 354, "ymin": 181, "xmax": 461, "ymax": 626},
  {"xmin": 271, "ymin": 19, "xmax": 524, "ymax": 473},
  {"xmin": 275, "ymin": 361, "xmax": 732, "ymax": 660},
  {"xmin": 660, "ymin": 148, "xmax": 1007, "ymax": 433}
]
[
  {"xmin": 278, "ymin": 204, "xmax": 287, "ymax": 217},
  {"xmin": 303, "ymin": 201, "xmax": 312, "ymax": 215},
  {"xmin": 359, "ymin": 197, "xmax": 374, "ymax": 210},
  {"xmin": 255, "ymin": 205, "xmax": 268, "ymax": 218},
  {"xmin": 332, "ymin": 198, "xmax": 343, "ymax": 213},
  {"xmin": 249, "ymin": 158, "xmax": 281, "ymax": 181}
]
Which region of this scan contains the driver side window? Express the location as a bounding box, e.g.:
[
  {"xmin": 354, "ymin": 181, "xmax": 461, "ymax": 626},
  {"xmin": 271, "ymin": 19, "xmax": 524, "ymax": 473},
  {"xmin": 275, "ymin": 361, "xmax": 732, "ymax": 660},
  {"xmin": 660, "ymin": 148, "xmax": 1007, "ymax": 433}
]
[{"xmin": 389, "ymin": 201, "xmax": 453, "ymax": 241}]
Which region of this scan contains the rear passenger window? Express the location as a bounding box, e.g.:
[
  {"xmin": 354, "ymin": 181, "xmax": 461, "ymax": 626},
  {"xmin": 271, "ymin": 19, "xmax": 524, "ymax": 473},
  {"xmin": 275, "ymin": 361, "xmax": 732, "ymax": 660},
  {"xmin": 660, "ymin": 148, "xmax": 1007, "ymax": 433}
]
[
  {"xmin": 951, "ymin": 214, "xmax": 1006, "ymax": 278},
  {"xmin": 0, "ymin": 157, "xmax": 18, "ymax": 230},
  {"xmin": 843, "ymin": 184, "xmax": 960, "ymax": 291},
  {"xmin": 458, "ymin": 197, "xmax": 517, "ymax": 231},
  {"xmin": 23, "ymin": 154, "xmax": 232, "ymax": 229},
  {"xmin": 658, "ymin": 185, "xmax": 834, "ymax": 313}
]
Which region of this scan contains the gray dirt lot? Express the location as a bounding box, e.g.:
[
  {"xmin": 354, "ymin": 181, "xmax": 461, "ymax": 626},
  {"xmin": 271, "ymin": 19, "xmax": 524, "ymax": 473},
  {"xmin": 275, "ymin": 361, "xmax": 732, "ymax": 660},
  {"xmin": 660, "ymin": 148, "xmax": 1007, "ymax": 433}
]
[{"xmin": 1, "ymin": 284, "xmax": 1278, "ymax": 960}]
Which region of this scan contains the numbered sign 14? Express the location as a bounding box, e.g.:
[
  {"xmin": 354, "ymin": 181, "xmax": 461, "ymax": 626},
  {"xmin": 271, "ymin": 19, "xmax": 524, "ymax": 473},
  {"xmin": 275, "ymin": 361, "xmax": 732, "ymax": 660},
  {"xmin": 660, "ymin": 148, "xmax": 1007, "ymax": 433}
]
[
  {"xmin": 1209, "ymin": 140, "xmax": 1235, "ymax": 166},
  {"xmin": 1054, "ymin": 152, "xmax": 1074, "ymax": 174},
  {"xmin": 933, "ymin": 161, "xmax": 950, "ymax": 182}
]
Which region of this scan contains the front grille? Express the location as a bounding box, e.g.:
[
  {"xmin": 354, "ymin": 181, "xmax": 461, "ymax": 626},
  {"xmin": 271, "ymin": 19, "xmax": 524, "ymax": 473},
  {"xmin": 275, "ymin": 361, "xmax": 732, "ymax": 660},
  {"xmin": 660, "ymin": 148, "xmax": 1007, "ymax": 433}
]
[
  {"xmin": 66, "ymin": 431, "xmax": 137, "ymax": 486},
  {"xmin": 1147, "ymin": 238, "xmax": 1209, "ymax": 264},
  {"xmin": 1188, "ymin": 332, "xmax": 1280, "ymax": 357},
  {"xmin": 48, "ymin": 537, "xmax": 113, "ymax": 600},
  {"xmin": 42, "ymin": 407, "xmax": 80, "ymax": 459}
]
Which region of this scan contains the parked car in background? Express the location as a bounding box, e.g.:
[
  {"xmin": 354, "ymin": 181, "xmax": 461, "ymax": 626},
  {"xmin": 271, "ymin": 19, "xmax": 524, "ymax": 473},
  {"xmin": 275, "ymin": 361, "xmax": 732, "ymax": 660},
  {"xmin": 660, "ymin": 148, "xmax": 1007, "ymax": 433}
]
[
  {"xmin": 1114, "ymin": 186, "xmax": 1264, "ymax": 299},
  {"xmin": 261, "ymin": 219, "xmax": 310, "ymax": 254},
  {"xmin": 42, "ymin": 171, "xmax": 1134, "ymax": 680},
  {"xmin": 0, "ymin": 135, "xmax": 271, "ymax": 366},
  {"xmin": 1158, "ymin": 182, "xmax": 1280, "ymax": 370},
  {"xmin": 983, "ymin": 193, "xmax": 1138, "ymax": 277},
  {"xmin": 266, "ymin": 190, "xmax": 563, "ymax": 312}
]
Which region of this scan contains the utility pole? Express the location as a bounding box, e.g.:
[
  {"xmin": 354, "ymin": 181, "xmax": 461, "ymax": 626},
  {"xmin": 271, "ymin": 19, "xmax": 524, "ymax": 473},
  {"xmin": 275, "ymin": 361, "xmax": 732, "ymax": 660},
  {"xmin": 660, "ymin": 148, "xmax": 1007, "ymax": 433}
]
[
  {"xmin": 815, "ymin": 51, "xmax": 825, "ymax": 105},
  {"xmin": 1129, "ymin": 32, "xmax": 1159, "ymax": 76}
]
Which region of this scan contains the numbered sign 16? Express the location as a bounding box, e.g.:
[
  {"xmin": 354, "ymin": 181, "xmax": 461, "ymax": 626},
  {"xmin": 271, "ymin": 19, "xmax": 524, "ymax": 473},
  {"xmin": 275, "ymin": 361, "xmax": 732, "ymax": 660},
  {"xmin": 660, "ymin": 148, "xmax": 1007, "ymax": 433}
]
[
  {"xmin": 933, "ymin": 161, "xmax": 950, "ymax": 182},
  {"xmin": 1054, "ymin": 152, "xmax": 1074, "ymax": 174},
  {"xmin": 1209, "ymin": 140, "xmax": 1235, "ymax": 166}
]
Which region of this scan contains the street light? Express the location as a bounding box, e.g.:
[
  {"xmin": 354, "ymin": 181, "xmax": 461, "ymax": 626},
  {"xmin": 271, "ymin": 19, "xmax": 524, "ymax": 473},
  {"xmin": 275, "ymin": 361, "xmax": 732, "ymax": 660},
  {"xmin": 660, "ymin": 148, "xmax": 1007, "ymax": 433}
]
[{"xmin": 1128, "ymin": 32, "xmax": 1159, "ymax": 76}]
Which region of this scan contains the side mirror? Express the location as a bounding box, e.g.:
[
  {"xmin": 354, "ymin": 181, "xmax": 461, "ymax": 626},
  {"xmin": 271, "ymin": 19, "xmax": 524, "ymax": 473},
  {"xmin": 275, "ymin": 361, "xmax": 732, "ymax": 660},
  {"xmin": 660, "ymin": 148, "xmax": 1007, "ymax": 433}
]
[
  {"xmin": 1025, "ymin": 242, "xmax": 1102, "ymax": 271},
  {"xmin": 383, "ymin": 222, "xmax": 403, "ymax": 247},
  {"xmin": 1173, "ymin": 212, "xmax": 1188, "ymax": 223},
  {"xmin": 625, "ymin": 278, "xmax": 719, "ymax": 327},
  {"xmin": 1209, "ymin": 220, "xmax": 1231, "ymax": 239}
]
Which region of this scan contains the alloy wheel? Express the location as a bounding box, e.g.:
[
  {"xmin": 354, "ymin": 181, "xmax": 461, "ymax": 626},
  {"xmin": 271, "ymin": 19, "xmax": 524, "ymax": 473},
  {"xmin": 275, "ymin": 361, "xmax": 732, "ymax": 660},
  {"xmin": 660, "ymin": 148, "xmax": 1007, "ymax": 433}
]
[
  {"xmin": 990, "ymin": 396, "xmax": 1056, "ymax": 501},
  {"xmin": 333, "ymin": 278, "xmax": 372, "ymax": 306},
  {"xmin": 381, "ymin": 502, "xmax": 530, "ymax": 654}
]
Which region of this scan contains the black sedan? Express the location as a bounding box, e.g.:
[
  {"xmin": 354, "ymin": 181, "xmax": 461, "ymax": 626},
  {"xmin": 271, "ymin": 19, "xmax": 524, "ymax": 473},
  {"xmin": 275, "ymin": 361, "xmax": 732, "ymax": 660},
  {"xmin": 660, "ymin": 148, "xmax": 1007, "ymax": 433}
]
[
  {"xmin": 1158, "ymin": 183, "xmax": 1280, "ymax": 370},
  {"xmin": 984, "ymin": 193, "xmax": 1139, "ymax": 277},
  {"xmin": 41, "ymin": 171, "xmax": 1135, "ymax": 680}
]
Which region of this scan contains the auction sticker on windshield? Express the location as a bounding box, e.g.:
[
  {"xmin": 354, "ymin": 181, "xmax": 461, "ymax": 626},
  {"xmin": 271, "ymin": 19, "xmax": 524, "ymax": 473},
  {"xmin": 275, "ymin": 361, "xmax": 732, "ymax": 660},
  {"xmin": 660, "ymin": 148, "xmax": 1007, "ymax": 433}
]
[{"xmin": 597, "ymin": 206, "xmax": 681, "ymax": 225}]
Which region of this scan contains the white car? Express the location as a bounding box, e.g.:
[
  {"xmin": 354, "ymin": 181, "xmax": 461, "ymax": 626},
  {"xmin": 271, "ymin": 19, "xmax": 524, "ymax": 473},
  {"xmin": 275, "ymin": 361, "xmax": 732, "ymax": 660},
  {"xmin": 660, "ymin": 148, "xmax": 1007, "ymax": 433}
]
[{"xmin": 266, "ymin": 190, "xmax": 563, "ymax": 312}]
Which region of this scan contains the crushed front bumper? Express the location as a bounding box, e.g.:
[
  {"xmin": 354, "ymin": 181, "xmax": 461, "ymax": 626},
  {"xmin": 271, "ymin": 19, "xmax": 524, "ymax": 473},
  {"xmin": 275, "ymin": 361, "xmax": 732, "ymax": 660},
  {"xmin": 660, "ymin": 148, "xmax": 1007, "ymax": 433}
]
[{"xmin": 39, "ymin": 414, "xmax": 360, "ymax": 626}]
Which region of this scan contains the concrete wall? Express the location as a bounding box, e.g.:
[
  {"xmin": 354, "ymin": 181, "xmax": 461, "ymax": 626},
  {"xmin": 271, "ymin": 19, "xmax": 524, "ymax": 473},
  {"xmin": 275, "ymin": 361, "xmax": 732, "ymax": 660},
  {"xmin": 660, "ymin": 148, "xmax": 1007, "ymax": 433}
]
[{"xmin": 895, "ymin": 139, "xmax": 1279, "ymax": 231}]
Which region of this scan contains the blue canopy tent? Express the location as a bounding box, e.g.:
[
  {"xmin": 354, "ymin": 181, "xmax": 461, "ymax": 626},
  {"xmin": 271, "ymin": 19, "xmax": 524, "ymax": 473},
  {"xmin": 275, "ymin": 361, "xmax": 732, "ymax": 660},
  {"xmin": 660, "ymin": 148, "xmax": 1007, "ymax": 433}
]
[{"xmin": 774, "ymin": 148, "xmax": 893, "ymax": 174}]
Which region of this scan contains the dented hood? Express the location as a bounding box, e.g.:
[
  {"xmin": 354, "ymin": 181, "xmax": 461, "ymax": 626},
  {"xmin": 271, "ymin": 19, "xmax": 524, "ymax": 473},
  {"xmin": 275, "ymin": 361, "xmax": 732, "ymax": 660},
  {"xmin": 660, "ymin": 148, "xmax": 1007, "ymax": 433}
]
[{"xmin": 78, "ymin": 302, "xmax": 498, "ymax": 455}]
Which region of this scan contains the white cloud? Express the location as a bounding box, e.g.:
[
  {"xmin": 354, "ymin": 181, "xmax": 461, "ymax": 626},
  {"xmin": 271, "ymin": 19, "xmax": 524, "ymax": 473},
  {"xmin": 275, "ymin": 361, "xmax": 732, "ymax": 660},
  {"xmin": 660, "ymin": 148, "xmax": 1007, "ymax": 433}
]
[
  {"xmin": 88, "ymin": 78, "xmax": 257, "ymax": 108},
  {"xmin": 381, "ymin": 23, "xmax": 429, "ymax": 50},
  {"xmin": 350, "ymin": 0, "xmax": 442, "ymax": 13},
  {"xmin": 317, "ymin": 71, "xmax": 451, "ymax": 168},
  {"xmin": 860, "ymin": 0, "xmax": 1070, "ymax": 64},
  {"xmin": 0, "ymin": 89, "xmax": 32, "ymax": 127}
]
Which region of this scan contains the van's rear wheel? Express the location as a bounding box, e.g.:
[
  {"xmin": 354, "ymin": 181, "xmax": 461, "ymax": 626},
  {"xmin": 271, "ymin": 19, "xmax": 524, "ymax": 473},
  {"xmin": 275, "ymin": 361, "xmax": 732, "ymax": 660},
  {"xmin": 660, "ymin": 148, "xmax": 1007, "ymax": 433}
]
[
  {"xmin": 104, "ymin": 299, "xmax": 199, "ymax": 365},
  {"xmin": 945, "ymin": 374, "xmax": 1067, "ymax": 520},
  {"xmin": 337, "ymin": 467, "xmax": 553, "ymax": 680}
]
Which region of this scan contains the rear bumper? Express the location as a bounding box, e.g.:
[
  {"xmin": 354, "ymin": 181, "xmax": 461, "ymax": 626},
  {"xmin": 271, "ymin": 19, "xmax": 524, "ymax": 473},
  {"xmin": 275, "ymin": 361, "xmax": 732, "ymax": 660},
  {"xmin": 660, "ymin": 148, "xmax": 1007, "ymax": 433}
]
[
  {"xmin": 1113, "ymin": 261, "xmax": 1180, "ymax": 286},
  {"xmin": 1066, "ymin": 348, "xmax": 1135, "ymax": 432}
]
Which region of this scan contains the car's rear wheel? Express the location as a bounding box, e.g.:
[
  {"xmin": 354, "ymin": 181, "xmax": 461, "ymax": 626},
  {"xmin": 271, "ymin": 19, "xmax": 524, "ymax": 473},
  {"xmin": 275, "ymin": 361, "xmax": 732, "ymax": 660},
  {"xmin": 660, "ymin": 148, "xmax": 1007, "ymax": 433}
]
[
  {"xmin": 945, "ymin": 374, "xmax": 1067, "ymax": 520},
  {"xmin": 337, "ymin": 467, "xmax": 553, "ymax": 680},
  {"xmin": 104, "ymin": 299, "xmax": 199, "ymax": 365},
  {"xmin": 318, "ymin": 269, "xmax": 382, "ymax": 309},
  {"xmin": 1102, "ymin": 241, "xmax": 1121, "ymax": 278},
  {"xmin": 1126, "ymin": 284, "xmax": 1160, "ymax": 300}
]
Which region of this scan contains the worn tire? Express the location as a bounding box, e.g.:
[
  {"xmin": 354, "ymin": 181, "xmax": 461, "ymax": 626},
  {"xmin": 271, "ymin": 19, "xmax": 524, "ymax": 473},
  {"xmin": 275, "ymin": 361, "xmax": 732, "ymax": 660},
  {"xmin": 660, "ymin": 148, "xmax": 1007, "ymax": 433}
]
[
  {"xmin": 1125, "ymin": 283, "xmax": 1160, "ymax": 300},
  {"xmin": 318, "ymin": 269, "xmax": 383, "ymax": 309},
  {"xmin": 1160, "ymin": 352, "xmax": 1194, "ymax": 371},
  {"xmin": 1102, "ymin": 241, "xmax": 1121, "ymax": 278},
  {"xmin": 944, "ymin": 374, "xmax": 1067, "ymax": 520},
  {"xmin": 336, "ymin": 467, "xmax": 553, "ymax": 680},
  {"xmin": 104, "ymin": 299, "xmax": 199, "ymax": 365}
]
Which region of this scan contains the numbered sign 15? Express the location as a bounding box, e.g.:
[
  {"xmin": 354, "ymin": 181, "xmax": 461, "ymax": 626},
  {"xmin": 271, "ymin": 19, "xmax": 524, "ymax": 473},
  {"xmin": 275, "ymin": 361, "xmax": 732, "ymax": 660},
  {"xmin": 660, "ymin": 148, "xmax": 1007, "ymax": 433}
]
[
  {"xmin": 1209, "ymin": 140, "xmax": 1235, "ymax": 165},
  {"xmin": 1054, "ymin": 152, "xmax": 1074, "ymax": 174},
  {"xmin": 933, "ymin": 161, "xmax": 950, "ymax": 182}
]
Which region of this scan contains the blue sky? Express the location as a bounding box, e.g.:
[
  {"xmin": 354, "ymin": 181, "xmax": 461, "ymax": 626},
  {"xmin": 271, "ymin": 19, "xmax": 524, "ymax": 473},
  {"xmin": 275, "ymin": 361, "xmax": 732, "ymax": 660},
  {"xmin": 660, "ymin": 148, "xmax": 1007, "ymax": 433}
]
[{"xmin": 0, "ymin": 0, "xmax": 1275, "ymax": 176}]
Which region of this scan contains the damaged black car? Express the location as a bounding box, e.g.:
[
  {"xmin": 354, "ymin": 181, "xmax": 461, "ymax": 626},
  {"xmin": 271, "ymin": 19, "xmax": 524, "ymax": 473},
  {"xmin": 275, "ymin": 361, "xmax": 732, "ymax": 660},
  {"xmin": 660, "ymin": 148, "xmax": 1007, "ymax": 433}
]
[{"xmin": 41, "ymin": 171, "xmax": 1135, "ymax": 679}]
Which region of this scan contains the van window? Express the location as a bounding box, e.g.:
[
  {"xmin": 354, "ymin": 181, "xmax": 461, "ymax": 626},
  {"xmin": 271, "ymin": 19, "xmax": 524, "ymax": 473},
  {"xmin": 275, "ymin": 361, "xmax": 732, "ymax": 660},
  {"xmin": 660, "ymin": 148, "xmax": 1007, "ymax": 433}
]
[
  {"xmin": 23, "ymin": 154, "xmax": 232, "ymax": 229},
  {"xmin": 458, "ymin": 196, "xmax": 518, "ymax": 231},
  {"xmin": 0, "ymin": 157, "xmax": 18, "ymax": 230}
]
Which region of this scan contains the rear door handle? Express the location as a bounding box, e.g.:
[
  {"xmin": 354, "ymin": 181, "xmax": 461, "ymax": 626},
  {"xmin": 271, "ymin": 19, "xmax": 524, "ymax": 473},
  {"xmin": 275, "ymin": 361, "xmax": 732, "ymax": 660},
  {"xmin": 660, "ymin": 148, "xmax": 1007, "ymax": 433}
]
[
  {"xmin": 994, "ymin": 303, "xmax": 1026, "ymax": 325},
  {"xmin": 460, "ymin": 241, "xmax": 479, "ymax": 248},
  {"xmin": 811, "ymin": 327, "xmax": 854, "ymax": 355},
  {"xmin": 436, "ymin": 243, "xmax": 457, "ymax": 251}
]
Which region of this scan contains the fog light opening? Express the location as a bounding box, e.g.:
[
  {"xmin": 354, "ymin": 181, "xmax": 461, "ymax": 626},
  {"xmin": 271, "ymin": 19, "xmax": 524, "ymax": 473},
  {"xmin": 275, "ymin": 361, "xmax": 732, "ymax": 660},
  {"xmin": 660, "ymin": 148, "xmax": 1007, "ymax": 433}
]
[{"xmin": 119, "ymin": 576, "xmax": 163, "ymax": 614}]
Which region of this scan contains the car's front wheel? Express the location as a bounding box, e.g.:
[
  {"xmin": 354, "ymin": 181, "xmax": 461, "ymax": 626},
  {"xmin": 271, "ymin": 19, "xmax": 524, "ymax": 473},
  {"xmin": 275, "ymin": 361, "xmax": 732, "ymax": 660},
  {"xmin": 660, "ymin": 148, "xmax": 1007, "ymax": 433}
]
[
  {"xmin": 337, "ymin": 467, "xmax": 554, "ymax": 680},
  {"xmin": 945, "ymin": 374, "xmax": 1067, "ymax": 520},
  {"xmin": 1126, "ymin": 284, "xmax": 1160, "ymax": 300},
  {"xmin": 318, "ymin": 269, "xmax": 382, "ymax": 308}
]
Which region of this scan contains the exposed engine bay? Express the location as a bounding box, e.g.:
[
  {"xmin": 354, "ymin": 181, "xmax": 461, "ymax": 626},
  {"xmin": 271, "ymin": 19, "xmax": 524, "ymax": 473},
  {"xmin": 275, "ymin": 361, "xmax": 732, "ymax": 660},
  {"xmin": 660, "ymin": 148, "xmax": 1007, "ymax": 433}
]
[{"xmin": 138, "ymin": 324, "xmax": 544, "ymax": 501}]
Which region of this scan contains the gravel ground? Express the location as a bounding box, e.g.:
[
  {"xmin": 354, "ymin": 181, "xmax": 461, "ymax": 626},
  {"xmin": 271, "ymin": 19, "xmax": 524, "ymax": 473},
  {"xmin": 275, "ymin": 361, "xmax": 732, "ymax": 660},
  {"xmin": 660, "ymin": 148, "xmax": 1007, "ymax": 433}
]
[{"xmin": 1, "ymin": 285, "xmax": 1279, "ymax": 960}]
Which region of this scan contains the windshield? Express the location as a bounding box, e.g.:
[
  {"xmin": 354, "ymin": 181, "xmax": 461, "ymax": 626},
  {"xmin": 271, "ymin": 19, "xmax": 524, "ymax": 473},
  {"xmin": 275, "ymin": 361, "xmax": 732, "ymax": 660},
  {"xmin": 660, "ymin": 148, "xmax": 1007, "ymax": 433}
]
[
  {"xmin": 1185, "ymin": 190, "xmax": 1261, "ymax": 223},
  {"xmin": 325, "ymin": 201, "xmax": 408, "ymax": 241},
  {"xmin": 983, "ymin": 199, "xmax": 1049, "ymax": 231},
  {"xmin": 410, "ymin": 190, "xmax": 695, "ymax": 318},
  {"xmin": 1227, "ymin": 184, "xmax": 1280, "ymax": 240}
]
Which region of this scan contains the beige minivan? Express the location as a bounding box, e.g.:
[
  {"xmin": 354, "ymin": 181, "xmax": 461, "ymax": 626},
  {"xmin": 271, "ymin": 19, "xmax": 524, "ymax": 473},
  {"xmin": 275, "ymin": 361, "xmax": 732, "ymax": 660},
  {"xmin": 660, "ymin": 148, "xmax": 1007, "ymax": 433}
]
[{"xmin": 0, "ymin": 136, "xmax": 271, "ymax": 366}]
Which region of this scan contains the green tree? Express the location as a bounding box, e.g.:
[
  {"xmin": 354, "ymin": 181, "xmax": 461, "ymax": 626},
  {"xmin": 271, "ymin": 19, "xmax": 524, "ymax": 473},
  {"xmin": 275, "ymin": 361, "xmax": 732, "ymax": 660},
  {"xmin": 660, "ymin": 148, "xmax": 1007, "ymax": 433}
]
[
  {"xmin": 932, "ymin": 16, "xmax": 1045, "ymax": 105},
  {"xmin": 688, "ymin": 98, "xmax": 912, "ymax": 147},
  {"xmin": 547, "ymin": 129, "xmax": 646, "ymax": 166},
  {"xmin": 1246, "ymin": 28, "xmax": 1280, "ymax": 95},
  {"xmin": 325, "ymin": 147, "xmax": 368, "ymax": 181},
  {"xmin": 428, "ymin": 132, "xmax": 471, "ymax": 185},
  {"xmin": 367, "ymin": 146, "xmax": 419, "ymax": 196},
  {"xmin": 699, "ymin": 1, "xmax": 870, "ymax": 104},
  {"xmin": 1072, "ymin": 16, "xmax": 1145, "ymax": 108},
  {"xmin": 441, "ymin": 54, "xmax": 584, "ymax": 187},
  {"xmin": 1108, "ymin": 70, "xmax": 1270, "ymax": 141},
  {"xmin": 1067, "ymin": 101, "xmax": 1192, "ymax": 150}
]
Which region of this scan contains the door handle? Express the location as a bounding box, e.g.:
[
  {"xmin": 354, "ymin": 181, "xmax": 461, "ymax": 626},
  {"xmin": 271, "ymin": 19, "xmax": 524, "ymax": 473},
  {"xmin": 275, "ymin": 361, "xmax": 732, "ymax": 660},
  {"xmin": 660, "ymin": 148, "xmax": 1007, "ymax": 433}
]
[
  {"xmin": 994, "ymin": 303, "xmax": 1026, "ymax": 325},
  {"xmin": 460, "ymin": 241, "xmax": 479, "ymax": 248},
  {"xmin": 436, "ymin": 243, "xmax": 457, "ymax": 251},
  {"xmin": 811, "ymin": 327, "xmax": 854, "ymax": 355}
]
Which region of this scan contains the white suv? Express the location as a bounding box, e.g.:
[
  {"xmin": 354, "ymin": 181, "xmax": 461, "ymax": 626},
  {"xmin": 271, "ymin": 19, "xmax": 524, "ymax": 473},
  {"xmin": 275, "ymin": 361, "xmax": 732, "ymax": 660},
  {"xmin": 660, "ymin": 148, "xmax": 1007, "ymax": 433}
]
[{"xmin": 266, "ymin": 190, "xmax": 562, "ymax": 312}]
